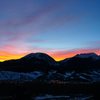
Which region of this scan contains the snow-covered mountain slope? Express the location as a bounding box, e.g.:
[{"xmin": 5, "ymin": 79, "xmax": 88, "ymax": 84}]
[
  {"xmin": 39, "ymin": 70, "xmax": 100, "ymax": 82},
  {"xmin": 75, "ymin": 53, "xmax": 100, "ymax": 59},
  {"xmin": 0, "ymin": 71, "xmax": 44, "ymax": 81},
  {"xmin": 34, "ymin": 94, "xmax": 93, "ymax": 100},
  {"xmin": 0, "ymin": 70, "xmax": 100, "ymax": 82},
  {"xmin": 63, "ymin": 70, "xmax": 100, "ymax": 82}
]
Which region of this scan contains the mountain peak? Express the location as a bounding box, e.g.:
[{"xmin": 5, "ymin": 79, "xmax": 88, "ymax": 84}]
[
  {"xmin": 23, "ymin": 52, "xmax": 49, "ymax": 58},
  {"xmin": 75, "ymin": 53, "xmax": 99, "ymax": 59},
  {"xmin": 22, "ymin": 52, "xmax": 55, "ymax": 62}
]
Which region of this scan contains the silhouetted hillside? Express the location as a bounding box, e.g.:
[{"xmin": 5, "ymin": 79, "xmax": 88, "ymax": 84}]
[
  {"xmin": 0, "ymin": 52, "xmax": 100, "ymax": 99},
  {"xmin": 0, "ymin": 52, "xmax": 100, "ymax": 82},
  {"xmin": 0, "ymin": 52, "xmax": 100, "ymax": 73},
  {"xmin": 0, "ymin": 53, "xmax": 57, "ymax": 72}
]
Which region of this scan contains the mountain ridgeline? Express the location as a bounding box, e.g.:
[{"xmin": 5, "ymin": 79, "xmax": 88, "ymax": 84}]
[
  {"xmin": 0, "ymin": 52, "xmax": 100, "ymax": 72},
  {"xmin": 0, "ymin": 52, "xmax": 100, "ymax": 99}
]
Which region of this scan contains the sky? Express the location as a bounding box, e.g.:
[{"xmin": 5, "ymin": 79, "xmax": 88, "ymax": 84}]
[{"xmin": 0, "ymin": 0, "xmax": 100, "ymax": 61}]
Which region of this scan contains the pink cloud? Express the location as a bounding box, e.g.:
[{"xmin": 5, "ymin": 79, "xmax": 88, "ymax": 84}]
[{"xmin": 2, "ymin": 1, "xmax": 62, "ymax": 27}]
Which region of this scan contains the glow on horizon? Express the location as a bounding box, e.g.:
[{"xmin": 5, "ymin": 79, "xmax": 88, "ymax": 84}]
[
  {"xmin": 0, "ymin": 48, "xmax": 100, "ymax": 62},
  {"xmin": 51, "ymin": 49, "xmax": 100, "ymax": 61},
  {"xmin": 0, "ymin": 51, "xmax": 27, "ymax": 62},
  {"xmin": 0, "ymin": 0, "xmax": 100, "ymax": 61}
]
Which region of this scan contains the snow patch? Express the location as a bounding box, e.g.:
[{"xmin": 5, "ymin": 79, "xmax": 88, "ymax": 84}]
[{"xmin": 0, "ymin": 71, "xmax": 43, "ymax": 81}]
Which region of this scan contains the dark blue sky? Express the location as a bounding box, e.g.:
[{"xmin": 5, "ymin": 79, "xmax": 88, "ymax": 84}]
[{"xmin": 0, "ymin": 0, "xmax": 100, "ymax": 61}]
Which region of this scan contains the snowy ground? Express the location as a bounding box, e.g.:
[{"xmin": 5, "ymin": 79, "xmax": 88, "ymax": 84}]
[
  {"xmin": 33, "ymin": 94, "xmax": 93, "ymax": 100},
  {"xmin": 0, "ymin": 71, "xmax": 43, "ymax": 81}
]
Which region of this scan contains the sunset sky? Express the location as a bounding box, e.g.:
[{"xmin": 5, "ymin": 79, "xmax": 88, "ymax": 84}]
[{"xmin": 0, "ymin": 0, "xmax": 100, "ymax": 61}]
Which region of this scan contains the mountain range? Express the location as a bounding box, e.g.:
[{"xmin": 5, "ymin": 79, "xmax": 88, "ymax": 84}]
[{"xmin": 0, "ymin": 52, "xmax": 100, "ymax": 82}]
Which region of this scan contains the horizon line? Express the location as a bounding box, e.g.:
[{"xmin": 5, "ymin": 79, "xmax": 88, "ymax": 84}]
[{"xmin": 0, "ymin": 52, "xmax": 99, "ymax": 62}]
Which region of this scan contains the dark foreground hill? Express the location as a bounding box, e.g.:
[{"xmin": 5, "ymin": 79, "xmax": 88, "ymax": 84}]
[
  {"xmin": 0, "ymin": 53, "xmax": 57, "ymax": 72},
  {"xmin": 0, "ymin": 52, "xmax": 100, "ymax": 99},
  {"xmin": 0, "ymin": 52, "xmax": 100, "ymax": 72},
  {"xmin": 0, "ymin": 52, "xmax": 100, "ymax": 82}
]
